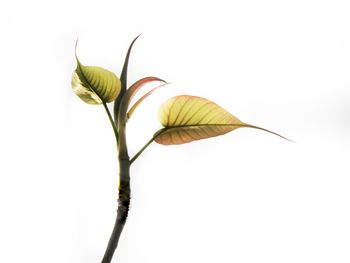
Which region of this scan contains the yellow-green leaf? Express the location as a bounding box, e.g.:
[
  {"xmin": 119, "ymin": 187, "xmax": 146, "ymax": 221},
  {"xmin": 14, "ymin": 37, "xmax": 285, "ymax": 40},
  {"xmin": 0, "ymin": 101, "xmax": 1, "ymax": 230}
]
[
  {"xmin": 155, "ymin": 95, "xmax": 289, "ymax": 145},
  {"xmin": 71, "ymin": 59, "xmax": 121, "ymax": 105}
]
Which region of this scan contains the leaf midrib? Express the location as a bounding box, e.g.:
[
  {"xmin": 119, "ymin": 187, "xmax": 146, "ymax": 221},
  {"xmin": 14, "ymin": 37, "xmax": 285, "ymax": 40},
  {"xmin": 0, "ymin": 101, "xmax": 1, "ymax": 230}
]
[
  {"xmin": 76, "ymin": 61, "xmax": 103, "ymax": 102},
  {"xmin": 160, "ymin": 123, "xmax": 291, "ymax": 141}
]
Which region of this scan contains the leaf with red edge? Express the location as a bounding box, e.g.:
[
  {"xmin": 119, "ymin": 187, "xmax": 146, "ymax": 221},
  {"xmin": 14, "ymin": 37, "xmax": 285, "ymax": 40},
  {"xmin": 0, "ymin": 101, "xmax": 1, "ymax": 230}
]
[
  {"xmin": 127, "ymin": 82, "xmax": 169, "ymax": 119},
  {"xmin": 154, "ymin": 95, "xmax": 290, "ymax": 145}
]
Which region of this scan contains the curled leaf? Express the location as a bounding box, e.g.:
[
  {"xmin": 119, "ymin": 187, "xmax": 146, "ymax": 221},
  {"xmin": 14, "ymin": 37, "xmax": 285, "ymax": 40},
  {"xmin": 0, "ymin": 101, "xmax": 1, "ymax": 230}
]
[
  {"xmin": 126, "ymin": 77, "xmax": 166, "ymax": 105},
  {"xmin": 71, "ymin": 53, "xmax": 121, "ymax": 104},
  {"xmin": 114, "ymin": 35, "xmax": 141, "ymax": 121},
  {"xmin": 118, "ymin": 77, "xmax": 166, "ymax": 120},
  {"xmin": 127, "ymin": 82, "xmax": 168, "ymax": 119},
  {"xmin": 120, "ymin": 34, "xmax": 141, "ymax": 93},
  {"xmin": 155, "ymin": 95, "xmax": 289, "ymax": 145}
]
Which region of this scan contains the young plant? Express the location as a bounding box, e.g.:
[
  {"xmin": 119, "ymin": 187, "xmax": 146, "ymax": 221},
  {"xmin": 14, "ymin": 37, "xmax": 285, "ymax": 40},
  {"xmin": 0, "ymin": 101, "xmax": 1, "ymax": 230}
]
[{"xmin": 71, "ymin": 36, "xmax": 289, "ymax": 263}]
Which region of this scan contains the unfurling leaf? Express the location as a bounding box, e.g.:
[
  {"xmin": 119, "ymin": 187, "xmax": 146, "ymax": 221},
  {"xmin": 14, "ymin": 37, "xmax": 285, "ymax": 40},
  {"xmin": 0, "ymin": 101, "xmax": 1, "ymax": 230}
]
[
  {"xmin": 155, "ymin": 95, "xmax": 289, "ymax": 145},
  {"xmin": 118, "ymin": 77, "xmax": 166, "ymax": 119},
  {"xmin": 71, "ymin": 59, "xmax": 121, "ymax": 105},
  {"xmin": 126, "ymin": 77, "xmax": 166, "ymax": 105},
  {"xmin": 127, "ymin": 82, "xmax": 168, "ymax": 119}
]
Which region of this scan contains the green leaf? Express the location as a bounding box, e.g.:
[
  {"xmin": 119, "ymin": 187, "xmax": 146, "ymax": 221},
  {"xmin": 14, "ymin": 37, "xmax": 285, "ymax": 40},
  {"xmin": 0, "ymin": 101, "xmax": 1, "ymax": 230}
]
[
  {"xmin": 155, "ymin": 95, "xmax": 289, "ymax": 145},
  {"xmin": 71, "ymin": 57, "xmax": 121, "ymax": 105},
  {"xmin": 114, "ymin": 35, "xmax": 141, "ymax": 120},
  {"xmin": 120, "ymin": 34, "xmax": 141, "ymax": 93}
]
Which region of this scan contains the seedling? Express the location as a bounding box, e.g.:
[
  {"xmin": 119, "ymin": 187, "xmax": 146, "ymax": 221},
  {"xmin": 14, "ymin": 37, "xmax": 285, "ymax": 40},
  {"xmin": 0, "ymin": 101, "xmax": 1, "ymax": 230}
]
[{"xmin": 71, "ymin": 35, "xmax": 289, "ymax": 263}]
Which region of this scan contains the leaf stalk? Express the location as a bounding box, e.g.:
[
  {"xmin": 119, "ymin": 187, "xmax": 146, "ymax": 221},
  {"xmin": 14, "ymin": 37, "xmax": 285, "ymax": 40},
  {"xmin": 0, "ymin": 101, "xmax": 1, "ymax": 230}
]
[{"xmin": 103, "ymin": 103, "xmax": 119, "ymax": 143}]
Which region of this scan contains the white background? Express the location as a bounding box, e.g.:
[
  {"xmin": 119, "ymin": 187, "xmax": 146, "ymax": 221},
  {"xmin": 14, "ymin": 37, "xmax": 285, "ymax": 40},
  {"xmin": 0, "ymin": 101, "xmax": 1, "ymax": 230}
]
[{"xmin": 1, "ymin": 0, "xmax": 350, "ymax": 262}]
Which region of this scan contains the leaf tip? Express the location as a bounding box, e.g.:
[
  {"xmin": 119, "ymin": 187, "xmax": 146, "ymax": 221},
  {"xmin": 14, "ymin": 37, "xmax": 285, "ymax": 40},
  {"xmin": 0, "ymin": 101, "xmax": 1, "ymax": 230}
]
[
  {"xmin": 74, "ymin": 38, "xmax": 79, "ymax": 61},
  {"xmin": 244, "ymin": 123, "xmax": 294, "ymax": 142}
]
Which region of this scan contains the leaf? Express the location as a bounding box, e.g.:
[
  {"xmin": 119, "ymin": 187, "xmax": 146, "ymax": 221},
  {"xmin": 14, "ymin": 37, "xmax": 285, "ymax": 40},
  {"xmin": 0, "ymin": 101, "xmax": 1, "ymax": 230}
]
[
  {"xmin": 118, "ymin": 77, "xmax": 166, "ymax": 120},
  {"xmin": 127, "ymin": 77, "xmax": 166, "ymax": 105},
  {"xmin": 114, "ymin": 35, "xmax": 141, "ymax": 119},
  {"xmin": 155, "ymin": 95, "xmax": 289, "ymax": 145},
  {"xmin": 71, "ymin": 46, "xmax": 121, "ymax": 105},
  {"xmin": 127, "ymin": 82, "xmax": 168, "ymax": 119},
  {"xmin": 119, "ymin": 34, "xmax": 141, "ymax": 93}
]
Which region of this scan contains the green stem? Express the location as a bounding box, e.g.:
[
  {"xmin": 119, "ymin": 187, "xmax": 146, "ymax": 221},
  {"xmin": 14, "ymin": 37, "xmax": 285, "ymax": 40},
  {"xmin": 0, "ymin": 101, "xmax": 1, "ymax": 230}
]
[
  {"xmin": 130, "ymin": 128, "xmax": 166, "ymax": 164},
  {"xmin": 101, "ymin": 96, "xmax": 131, "ymax": 263},
  {"xmin": 103, "ymin": 103, "xmax": 119, "ymax": 143},
  {"xmin": 130, "ymin": 137, "xmax": 154, "ymax": 164},
  {"xmin": 102, "ymin": 35, "xmax": 141, "ymax": 263}
]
